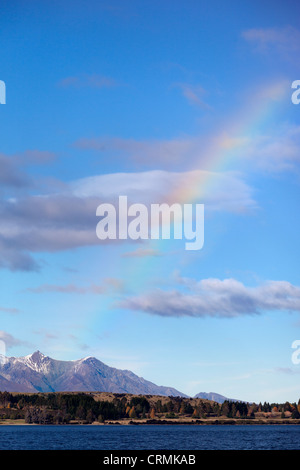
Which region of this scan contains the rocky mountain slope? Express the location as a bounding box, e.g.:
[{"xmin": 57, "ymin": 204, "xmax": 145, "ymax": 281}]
[{"xmin": 0, "ymin": 351, "xmax": 187, "ymax": 396}]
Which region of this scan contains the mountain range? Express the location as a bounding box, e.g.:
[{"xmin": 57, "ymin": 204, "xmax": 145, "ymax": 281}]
[
  {"xmin": 0, "ymin": 351, "xmax": 237, "ymax": 402},
  {"xmin": 194, "ymin": 392, "xmax": 238, "ymax": 404},
  {"xmin": 0, "ymin": 351, "xmax": 187, "ymax": 396}
]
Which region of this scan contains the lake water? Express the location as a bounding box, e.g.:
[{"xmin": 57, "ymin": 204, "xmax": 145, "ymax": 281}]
[{"xmin": 0, "ymin": 425, "xmax": 299, "ymax": 450}]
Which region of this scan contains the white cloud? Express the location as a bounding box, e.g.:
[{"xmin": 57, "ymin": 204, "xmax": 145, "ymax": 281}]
[
  {"xmin": 119, "ymin": 276, "xmax": 300, "ymax": 318},
  {"xmin": 72, "ymin": 169, "xmax": 256, "ymax": 213}
]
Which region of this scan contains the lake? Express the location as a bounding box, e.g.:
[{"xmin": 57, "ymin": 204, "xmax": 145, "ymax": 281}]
[{"xmin": 0, "ymin": 424, "xmax": 299, "ymax": 450}]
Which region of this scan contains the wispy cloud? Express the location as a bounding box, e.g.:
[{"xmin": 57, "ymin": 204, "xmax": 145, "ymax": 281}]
[
  {"xmin": 26, "ymin": 278, "xmax": 124, "ymax": 295},
  {"xmin": 74, "ymin": 120, "xmax": 299, "ymax": 174},
  {"xmin": 174, "ymin": 83, "xmax": 211, "ymax": 109},
  {"xmin": 243, "ymin": 124, "xmax": 300, "ymax": 172},
  {"xmin": 119, "ymin": 276, "xmax": 300, "ymax": 318},
  {"xmin": 33, "ymin": 329, "xmax": 59, "ymax": 340},
  {"xmin": 0, "ymin": 307, "xmax": 20, "ymax": 315},
  {"xmin": 32, "ymin": 329, "xmax": 89, "ymax": 353},
  {"xmin": 275, "ymin": 367, "xmax": 300, "ymax": 375},
  {"xmin": 74, "ymin": 135, "xmax": 202, "ymax": 168},
  {"xmin": 242, "ymin": 26, "xmax": 300, "ymax": 58},
  {"xmin": 58, "ymin": 74, "xmax": 118, "ymax": 88},
  {"xmin": 26, "ymin": 283, "xmax": 103, "ymax": 294}
]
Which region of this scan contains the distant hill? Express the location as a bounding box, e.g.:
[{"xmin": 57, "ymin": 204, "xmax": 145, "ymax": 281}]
[
  {"xmin": 0, "ymin": 351, "xmax": 187, "ymax": 396},
  {"xmin": 194, "ymin": 392, "xmax": 239, "ymax": 404}
]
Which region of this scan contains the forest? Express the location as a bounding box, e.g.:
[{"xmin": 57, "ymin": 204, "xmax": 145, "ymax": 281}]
[{"xmin": 0, "ymin": 392, "xmax": 300, "ymax": 425}]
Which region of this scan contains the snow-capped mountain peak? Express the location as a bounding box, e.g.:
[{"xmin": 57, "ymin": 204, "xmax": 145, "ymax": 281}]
[
  {"xmin": 0, "ymin": 351, "xmax": 187, "ymax": 396},
  {"xmin": 17, "ymin": 350, "xmax": 51, "ymax": 374}
]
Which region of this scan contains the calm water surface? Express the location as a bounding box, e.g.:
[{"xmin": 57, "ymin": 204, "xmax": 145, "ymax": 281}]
[{"xmin": 0, "ymin": 424, "xmax": 299, "ymax": 450}]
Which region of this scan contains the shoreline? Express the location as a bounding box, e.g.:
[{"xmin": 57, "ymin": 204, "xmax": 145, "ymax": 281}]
[{"xmin": 1, "ymin": 418, "xmax": 300, "ymax": 426}]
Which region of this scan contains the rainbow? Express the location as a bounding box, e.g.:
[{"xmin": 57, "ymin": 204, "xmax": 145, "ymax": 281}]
[
  {"xmin": 166, "ymin": 79, "xmax": 289, "ymax": 205},
  {"xmin": 117, "ymin": 79, "xmax": 289, "ymax": 292}
]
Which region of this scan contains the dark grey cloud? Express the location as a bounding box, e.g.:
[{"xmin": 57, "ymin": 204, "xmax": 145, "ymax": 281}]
[
  {"xmin": 0, "ymin": 170, "xmax": 256, "ymax": 271},
  {"xmin": 0, "ymin": 154, "xmax": 30, "ymax": 188},
  {"xmin": 0, "ymin": 330, "xmax": 29, "ymax": 349},
  {"xmin": 0, "ymin": 195, "xmax": 101, "ymax": 270},
  {"xmin": 0, "ymin": 238, "xmax": 40, "ymax": 271},
  {"xmin": 17, "ymin": 149, "xmax": 57, "ymax": 165}
]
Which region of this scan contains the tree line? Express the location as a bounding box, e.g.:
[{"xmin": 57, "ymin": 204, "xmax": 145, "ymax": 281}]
[{"xmin": 0, "ymin": 392, "xmax": 299, "ymax": 424}]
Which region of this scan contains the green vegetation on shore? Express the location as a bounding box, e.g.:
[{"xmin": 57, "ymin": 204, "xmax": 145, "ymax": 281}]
[{"xmin": 0, "ymin": 391, "xmax": 299, "ymax": 425}]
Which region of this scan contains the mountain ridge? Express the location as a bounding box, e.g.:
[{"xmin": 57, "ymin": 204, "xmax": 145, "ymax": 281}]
[
  {"xmin": 194, "ymin": 392, "xmax": 239, "ymax": 404},
  {"xmin": 0, "ymin": 351, "xmax": 244, "ymax": 402},
  {"xmin": 0, "ymin": 351, "xmax": 187, "ymax": 397}
]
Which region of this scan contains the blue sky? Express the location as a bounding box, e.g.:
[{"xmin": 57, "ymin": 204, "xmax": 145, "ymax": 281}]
[{"xmin": 1, "ymin": 0, "xmax": 300, "ymax": 403}]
